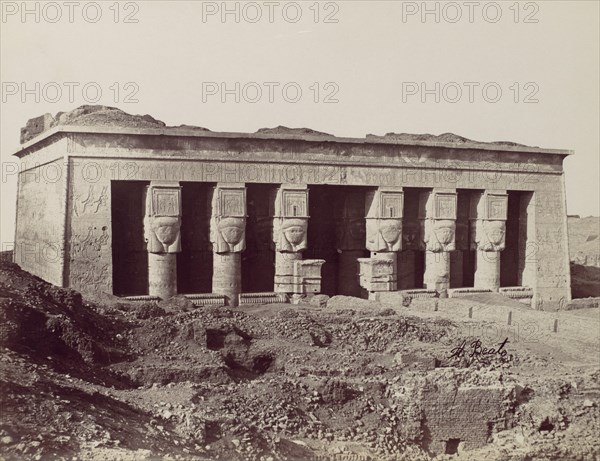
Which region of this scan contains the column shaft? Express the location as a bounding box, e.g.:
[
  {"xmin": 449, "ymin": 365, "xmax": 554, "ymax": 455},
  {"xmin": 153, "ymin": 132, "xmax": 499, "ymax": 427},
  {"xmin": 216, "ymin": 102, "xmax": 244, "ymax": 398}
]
[
  {"xmin": 363, "ymin": 187, "xmax": 404, "ymax": 294},
  {"xmin": 213, "ymin": 253, "xmax": 242, "ymax": 305},
  {"xmin": 272, "ymin": 184, "xmax": 309, "ymax": 295},
  {"xmin": 424, "ymin": 251, "xmax": 451, "ymax": 291},
  {"xmin": 422, "ymin": 188, "xmax": 457, "ymax": 294},
  {"xmin": 144, "ymin": 182, "xmax": 181, "ymax": 300},
  {"xmin": 210, "ymin": 183, "xmax": 247, "ymax": 307},
  {"xmin": 148, "ymin": 253, "xmax": 177, "ymax": 299},
  {"xmin": 474, "ymin": 250, "xmax": 501, "ymax": 290},
  {"xmin": 470, "ymin": 190, "xmax": 508, "ymax": 292},
  {"xmin": 275, "ymin": 251, "xmax": 302, "ymax": 293}
]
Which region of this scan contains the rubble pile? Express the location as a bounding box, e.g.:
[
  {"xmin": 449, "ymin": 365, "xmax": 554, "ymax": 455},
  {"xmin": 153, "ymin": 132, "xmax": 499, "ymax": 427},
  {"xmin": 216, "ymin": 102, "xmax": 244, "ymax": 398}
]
[{"xmin": 1, "ymin": 259, "xmax": 599, "ymax": 461}]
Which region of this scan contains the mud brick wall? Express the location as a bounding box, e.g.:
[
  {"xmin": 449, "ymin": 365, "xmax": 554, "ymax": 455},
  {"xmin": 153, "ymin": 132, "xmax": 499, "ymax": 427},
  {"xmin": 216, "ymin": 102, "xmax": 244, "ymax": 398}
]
[{"xmin": 421, "ymin": 384, "xmax": 514, "ymax": 454}]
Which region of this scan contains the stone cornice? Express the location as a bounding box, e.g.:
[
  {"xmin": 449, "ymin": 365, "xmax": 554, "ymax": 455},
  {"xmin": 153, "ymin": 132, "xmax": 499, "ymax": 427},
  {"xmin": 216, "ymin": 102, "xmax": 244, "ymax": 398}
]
[{"xmin": 13, "ymin": 125, "xmax": 573, "ymax": 159}]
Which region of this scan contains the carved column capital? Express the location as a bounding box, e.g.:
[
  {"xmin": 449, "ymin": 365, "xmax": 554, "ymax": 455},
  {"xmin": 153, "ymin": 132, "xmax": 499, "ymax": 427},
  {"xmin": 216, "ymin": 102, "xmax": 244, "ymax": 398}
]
[
  {"xmin": 422, "ymin": 188, "xmax": 457, "ymax": 253},
  {"xmin": 470, "ymin": 190, "xmax": 508, "ymax": 252},
  {"xmin": 210, "ymin": 184, "xmax": 247, "ymax": 254},
  {"xmin": 272, "ymin": 184, "xmax": 309, "ymax": 253},
  {"xmin": 144, "ymin": 182, "xmax": 182, "ymax": 254},
  {"xmin": 365, "ymin": 187, "xmax": 404, "ymax": 252},
  {"xmin": 424, "ymin": 219, "xmax": 456, "ymax": 252},
  {"xmin": 471, "ymin": 219, "xmax": 507, "ymax": 252}
]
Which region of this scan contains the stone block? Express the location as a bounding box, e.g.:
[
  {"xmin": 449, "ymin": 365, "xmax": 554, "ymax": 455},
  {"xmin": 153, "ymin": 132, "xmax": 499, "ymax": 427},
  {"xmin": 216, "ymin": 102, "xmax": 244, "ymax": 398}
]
[
  {"xmin": 358, "ymin": 255, "xmax": 398, "ymax": 292},
  {"xmin": 292, "ymin": 259, "xmax": 325, "ymax": 294}
]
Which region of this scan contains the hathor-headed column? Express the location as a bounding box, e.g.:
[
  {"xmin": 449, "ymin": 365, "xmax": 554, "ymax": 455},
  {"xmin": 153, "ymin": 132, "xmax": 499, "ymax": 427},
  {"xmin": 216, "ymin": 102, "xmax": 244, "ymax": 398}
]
[
  {"xmin": 423, "ymin": 189, "xmax": 457, "ymax": 293},
  {"xmin": 272, "ymin": 184, "xmax": 309, "ymax": 294},
  {"xmin": 359, "ymin": 187, "xmax": 403, "ymax": 294},
  {"xmin": 144, "ymin": 182, "xmax": 182, "ymax": 300},
  {"xmin": 210, "ymin": 183, "xmax": 247, "ymax": 306},
  {"xmin": 471, "ymin": 190, "xmax": 508, "ymax": 291},
  {"xmin": 335, "ymin": 191, "xmax": 366, "ymax": 296}
]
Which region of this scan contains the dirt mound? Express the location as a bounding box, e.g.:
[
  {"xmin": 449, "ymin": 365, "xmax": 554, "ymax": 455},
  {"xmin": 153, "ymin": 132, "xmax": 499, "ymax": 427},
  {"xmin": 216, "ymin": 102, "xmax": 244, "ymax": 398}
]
[
  {"xmin": 568, "ymin": 216, "xmax": 600, "ymax": 267},
  {"xmin": 1, "ymin": 259, "xmax": 599, "ymax": 461},
  {"xmin": 0, "ymin": 262, "xmax": 130, "ymax": 383},
  {"xmin": 571, "ymin": 263, "xmax": 600, "ymax": 298}
]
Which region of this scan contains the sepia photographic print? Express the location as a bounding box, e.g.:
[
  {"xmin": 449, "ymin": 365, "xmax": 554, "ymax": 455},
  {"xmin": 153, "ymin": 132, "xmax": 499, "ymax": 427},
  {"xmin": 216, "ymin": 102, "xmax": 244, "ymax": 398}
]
[{"xmin": 0, "ymin": 1, "xmax": 599, "ymax": 460}]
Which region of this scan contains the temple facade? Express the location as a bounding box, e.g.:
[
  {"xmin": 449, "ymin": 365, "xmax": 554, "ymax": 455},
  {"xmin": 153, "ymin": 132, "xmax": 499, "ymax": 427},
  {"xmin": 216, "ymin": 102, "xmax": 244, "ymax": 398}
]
[{"xmin": 13, "ymin": 113, "xmax": 573, "ymax": 309}]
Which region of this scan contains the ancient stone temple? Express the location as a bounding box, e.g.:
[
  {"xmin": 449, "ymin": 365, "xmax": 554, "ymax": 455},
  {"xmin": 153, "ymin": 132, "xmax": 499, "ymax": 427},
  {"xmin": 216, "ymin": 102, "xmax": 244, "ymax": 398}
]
[{"xmin": 13, "ymin": 107, "xmax": 572, "ymax": 309}]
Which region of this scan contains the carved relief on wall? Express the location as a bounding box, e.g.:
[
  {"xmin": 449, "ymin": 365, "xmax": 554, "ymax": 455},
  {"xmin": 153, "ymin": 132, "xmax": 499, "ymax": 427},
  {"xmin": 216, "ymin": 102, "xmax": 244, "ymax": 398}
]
[
  {"xmin": 536, "ymin": 226, "xmax": 564, "ymax": 249},
  {"xmin": 70, "ymin": 225, "xmax": 111, "ymax": 293},
  {"xmin": 470, "ymin": 220, "xmax": 506, "ymax": 252},
  {"xmin": 71, "ymin": 225, "xmax": 110, "ymax": 259},
  {"xmin": 487, "ymin": 195, "xmax": 508, "ymax": 220},
  {"xmin": 471, "ymin": 190, "xmax": 508, "ymax": 221},
  {"xmin": 434, "ymin": 193, "xmax": 457, "ymax": 220},
  {"xmin": 424, "ymin": 219, "xmax": 456, "ymax": 252},
  {"xmin": 220, "ymin": 190, "xmax": 245, "ymax": 217},
  {"xmin": 144, "ymin": 183, "xmax": 182, "ymax": 254},
  {"xmin": 72, "ymin": 263, "xmax": 110, "ymax": 292},
  {"xmin": 280, "ymin": 190, "xmax": 308, "ymax": 217},
  {"xmin": 379, "ymin": 192, "xmax": 403, "ymax": 219},
  {"xmin": 73, "ymin": 185, "xmax": 108, "ymax": 216},
  {"xmin": 153, "ymin": 189, "xmax": 180, "ymax": 217}
]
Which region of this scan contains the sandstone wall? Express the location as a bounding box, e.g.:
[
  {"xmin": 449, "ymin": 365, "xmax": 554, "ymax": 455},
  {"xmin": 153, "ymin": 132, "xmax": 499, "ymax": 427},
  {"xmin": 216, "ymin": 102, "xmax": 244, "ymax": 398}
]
[
  {"xmin": 55, "ymin": 132, "xmax": 571, "ymax": 306},
  {"xmin": 14, "ymin": 159, "xmax": 66, "ymax": 286},
  {"xmin": 66, "ymin": 161, "xmax": 112, "ymax": 294}
]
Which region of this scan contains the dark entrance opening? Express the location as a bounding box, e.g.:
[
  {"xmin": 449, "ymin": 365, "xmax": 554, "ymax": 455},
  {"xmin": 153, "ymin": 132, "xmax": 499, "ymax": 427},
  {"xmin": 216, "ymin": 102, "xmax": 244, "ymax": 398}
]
[
  {"xmin": 177, "ymin": 182, "xmax": 213, "ymax": 294},
  {"xmin": 445, "ymin": 438, "xmax": 461, "ymax": 454},
  {"xmin": 305, "ymin": 185, "xmax": 367, "ymax": 296},
  {"xmin": 242, "ymin": 184, "xmax": 276, "ymax": 293},
  {"xmin": 452, "ymin": 189, "xmax": 480, "ymax": 288},
  {"xmin": 501, "ymin": 191, "xmax": 532, "ymax": 287},
  {"xmin": 111, "ymin": 181, "xmax": 148, "ymax": 296},
  {"xmin": 400, "ymin": 188, "xmax": 426, "ymax": 289}
]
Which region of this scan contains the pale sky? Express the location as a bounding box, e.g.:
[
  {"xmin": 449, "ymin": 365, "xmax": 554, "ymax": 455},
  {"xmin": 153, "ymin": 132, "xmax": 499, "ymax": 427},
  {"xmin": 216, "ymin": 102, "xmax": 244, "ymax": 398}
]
[{"xmin": 1, "ymin": 0, "xmax": 599, "ymax": 245}]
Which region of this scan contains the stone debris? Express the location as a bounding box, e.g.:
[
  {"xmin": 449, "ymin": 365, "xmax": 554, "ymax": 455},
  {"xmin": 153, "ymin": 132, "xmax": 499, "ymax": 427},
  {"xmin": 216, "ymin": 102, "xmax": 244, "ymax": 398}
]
[{"xmin": 1, "ymin": 258, "xmax": 599, "ymax": 461}]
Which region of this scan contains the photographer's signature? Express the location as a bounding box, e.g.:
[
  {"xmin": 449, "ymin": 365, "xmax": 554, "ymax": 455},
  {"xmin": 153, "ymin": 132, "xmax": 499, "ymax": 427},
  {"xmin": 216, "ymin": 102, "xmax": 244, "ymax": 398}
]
[{"xmin": 448, "ymin": 338, "xmax": 513, "ymax": 366}]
